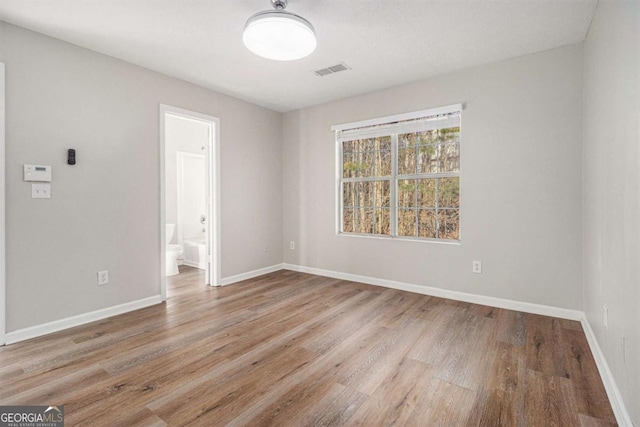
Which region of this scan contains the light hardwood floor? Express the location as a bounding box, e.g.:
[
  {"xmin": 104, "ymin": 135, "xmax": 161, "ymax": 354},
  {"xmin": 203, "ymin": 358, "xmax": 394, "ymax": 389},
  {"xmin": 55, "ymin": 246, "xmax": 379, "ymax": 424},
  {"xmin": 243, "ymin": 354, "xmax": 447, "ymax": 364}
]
[{"xmin": 0, "ymin": 266, "xmax": 616, "ymax": 426}]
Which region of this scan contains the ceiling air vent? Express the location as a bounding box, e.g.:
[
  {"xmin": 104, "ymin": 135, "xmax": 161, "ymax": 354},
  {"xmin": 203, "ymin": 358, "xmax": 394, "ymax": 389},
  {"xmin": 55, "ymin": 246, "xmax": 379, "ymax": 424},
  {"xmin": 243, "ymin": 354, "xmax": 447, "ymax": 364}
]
[{"xmin": 314, "ymin": 62, "xmax": 351, "ymax": 77}]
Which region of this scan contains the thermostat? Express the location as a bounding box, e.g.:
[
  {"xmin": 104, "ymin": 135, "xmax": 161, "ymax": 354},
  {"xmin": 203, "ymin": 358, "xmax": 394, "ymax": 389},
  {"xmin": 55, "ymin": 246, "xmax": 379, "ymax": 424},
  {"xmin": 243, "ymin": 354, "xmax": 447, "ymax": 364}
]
[{"xmin": 24, "ymin": 165, "xmax": 52, "ymax": 182}]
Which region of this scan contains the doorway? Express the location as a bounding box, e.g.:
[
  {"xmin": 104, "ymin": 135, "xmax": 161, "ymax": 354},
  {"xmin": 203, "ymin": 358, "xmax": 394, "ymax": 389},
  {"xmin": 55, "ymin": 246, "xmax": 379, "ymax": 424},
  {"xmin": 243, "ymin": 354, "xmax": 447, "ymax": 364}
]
[
  {"xmin": 0, "ymin": 63, "xmax": 5, "ymax": 345},
  {"xmin": 160, "ymin": 105, "xmax": 220, "ymax": 300}
]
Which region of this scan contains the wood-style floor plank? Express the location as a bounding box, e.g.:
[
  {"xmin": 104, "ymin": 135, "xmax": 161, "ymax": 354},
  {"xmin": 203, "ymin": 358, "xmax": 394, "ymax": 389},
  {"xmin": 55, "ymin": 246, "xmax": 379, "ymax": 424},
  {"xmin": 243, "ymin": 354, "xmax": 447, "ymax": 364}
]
[
  {"xmin": 0, "ymin": 266, "xmax": 617, "ymax": 426},
  {"xmin": 348, "ymin": 358, "xmax": 435, "ymax": 426},
  {"xmin": 468, "ymin": 342, "xmax": 527, "ymax": 426},
  {"xmin": 404, "ymin": 379, "xmax": 476, "ymax": 426}
]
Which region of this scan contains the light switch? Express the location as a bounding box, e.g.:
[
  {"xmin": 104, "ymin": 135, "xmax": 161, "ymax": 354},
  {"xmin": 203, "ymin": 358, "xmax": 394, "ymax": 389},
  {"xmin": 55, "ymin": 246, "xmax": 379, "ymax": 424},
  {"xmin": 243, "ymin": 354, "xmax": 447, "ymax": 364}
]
[{"xmin": 32, "ymin": 183, "xmax": 51, "ymax": 199}]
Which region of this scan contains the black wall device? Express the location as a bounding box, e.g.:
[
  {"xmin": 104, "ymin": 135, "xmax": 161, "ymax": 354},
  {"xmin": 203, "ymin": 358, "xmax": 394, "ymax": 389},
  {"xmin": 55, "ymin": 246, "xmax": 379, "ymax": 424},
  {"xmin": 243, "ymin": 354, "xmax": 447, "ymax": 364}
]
[{"xmin": 67, "ymin": 149, "xmax": 76, "ymax": 165}]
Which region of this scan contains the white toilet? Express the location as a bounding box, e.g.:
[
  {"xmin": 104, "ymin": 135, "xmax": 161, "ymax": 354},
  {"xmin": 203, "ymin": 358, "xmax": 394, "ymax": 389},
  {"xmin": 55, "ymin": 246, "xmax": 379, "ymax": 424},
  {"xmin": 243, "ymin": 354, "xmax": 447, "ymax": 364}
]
[{"xmin": 165, "ymin": 223, "xmax": 183, "ymax": 276}]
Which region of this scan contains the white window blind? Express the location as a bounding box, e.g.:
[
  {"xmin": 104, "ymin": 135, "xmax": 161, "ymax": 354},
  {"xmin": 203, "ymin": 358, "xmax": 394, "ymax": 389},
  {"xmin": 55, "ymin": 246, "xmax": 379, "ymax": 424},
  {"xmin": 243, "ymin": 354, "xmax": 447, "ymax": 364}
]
[{"xmin": 337, "ymin": 113, "xmax": 461, "ymax": 142}]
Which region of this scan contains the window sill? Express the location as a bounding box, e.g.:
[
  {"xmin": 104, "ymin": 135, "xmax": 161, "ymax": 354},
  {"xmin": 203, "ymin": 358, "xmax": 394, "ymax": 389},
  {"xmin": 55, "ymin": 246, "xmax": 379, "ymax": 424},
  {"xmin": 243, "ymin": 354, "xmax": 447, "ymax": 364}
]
[{"xmin": 337, "ymin": 232, "xmax": 461, "ymax": 246}]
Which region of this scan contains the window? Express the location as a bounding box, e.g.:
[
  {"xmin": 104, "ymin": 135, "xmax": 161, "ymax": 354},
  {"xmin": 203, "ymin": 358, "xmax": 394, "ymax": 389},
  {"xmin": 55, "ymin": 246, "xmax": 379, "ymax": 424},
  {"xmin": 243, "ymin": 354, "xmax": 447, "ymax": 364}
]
[{"xmin": 334, "ymin": 104, "xmax": 461, "ymax": 241}]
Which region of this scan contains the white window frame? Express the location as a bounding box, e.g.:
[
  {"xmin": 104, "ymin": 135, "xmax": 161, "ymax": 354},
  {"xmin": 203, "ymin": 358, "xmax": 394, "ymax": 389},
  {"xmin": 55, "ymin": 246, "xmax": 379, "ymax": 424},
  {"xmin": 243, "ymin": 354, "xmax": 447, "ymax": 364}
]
[{"xmin": 333, "ymin": 103, "xmax": 462, "ymax": 243}]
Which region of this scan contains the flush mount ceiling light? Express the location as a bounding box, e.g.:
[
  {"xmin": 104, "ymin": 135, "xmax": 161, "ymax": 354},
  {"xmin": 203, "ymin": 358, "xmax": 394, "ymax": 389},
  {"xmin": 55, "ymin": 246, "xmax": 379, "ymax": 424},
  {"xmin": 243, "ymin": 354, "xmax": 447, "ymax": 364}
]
[{"xmin": 243, "ymin": 0, "xmax": 316, "ymax": 61}]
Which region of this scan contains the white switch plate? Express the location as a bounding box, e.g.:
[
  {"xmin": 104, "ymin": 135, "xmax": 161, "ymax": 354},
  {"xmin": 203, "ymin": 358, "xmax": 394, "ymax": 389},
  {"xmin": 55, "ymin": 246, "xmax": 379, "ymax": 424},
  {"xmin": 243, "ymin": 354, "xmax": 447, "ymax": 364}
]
[
  {"xmin": 604, "ymin": 305, "xmax": 608, "ymax": 329},
  {"xmin": 290, "ymin": 241, "xmax": 295, "ymax": 250},
  {"xmin": 472, "ymin": 260, "xmax": 482, "ymax": 274},
  {"xmin": 97, "ymin": 270, "xmax": 109, "ymax": 286},
  {"xmin": 31, "ymin": 183, "xmax": 51, "ymax": 198}
]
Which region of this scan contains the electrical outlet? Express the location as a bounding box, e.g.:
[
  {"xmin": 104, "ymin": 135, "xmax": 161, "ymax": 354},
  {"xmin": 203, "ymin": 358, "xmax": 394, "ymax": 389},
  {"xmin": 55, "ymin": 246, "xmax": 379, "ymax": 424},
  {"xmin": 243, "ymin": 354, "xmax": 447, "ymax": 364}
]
[
  {"xmin": 472, "ymin": 260, "xmax": 482, "ymax": 274},
  {"xmin": 97, "ymin": 270, "xmax": 109, "ymax": 286},
  {"xmin": 263, "ymin": 244, "xmax": 268, "ymax": 253},
  {"xmin": 603, "ymin": 305, "xmax": 608, "ymax": 329},
  {"xmin": 622, "ymin": 334, "xmax": 626, "ymax": 363},
  {"xmin": 290, "ymin": 241, "xmax": 295, "ymax": 250}
]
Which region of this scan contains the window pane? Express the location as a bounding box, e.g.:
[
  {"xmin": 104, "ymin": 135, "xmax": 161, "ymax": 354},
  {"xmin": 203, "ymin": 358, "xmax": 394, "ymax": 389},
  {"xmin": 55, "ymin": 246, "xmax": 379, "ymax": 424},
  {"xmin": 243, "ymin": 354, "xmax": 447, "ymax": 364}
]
[
  {"xmin": 356, "ymin": 208, "xmax": 374, "ymax": 234},
  {"xmin": 343, "ymin": 182, "xmax": 356, "ymax": 208},
  {"xmin": 374, "ymin": 208, "xmax": 390, "ymax": 235},
  {"xmin": 439, "ymin": 142, "xmax": 460, "ymax": 173},
  {"xmin": 343, "ymin": 152, "xmax": 356, "ymax": 178},
  {"xmin": 343, "ymin": 208, "xmax": 355, "ymax": 233},
  {"xmin": 347, "ymin": 138, "xmax": 392, "ymax": 179},
  {"xmin": 398, "ymin": 133, "xmax": 413, "ymax": 149},
  {"xmin": 418, "ymin": 144, "xmax": 438, "ymax": 174},
  {"xmin": 375, "ymin": 150, "xmax": 392, "ymax": 176},
  {"xmin": 343, "ymin": 140, "xmax": 355, "ymax": 153},
  {"xmin": 359, "ymin": 138, "xmax": 375, "ymax": 151},
  {"xmin": 398, "ymin": 148, "xmax": 417, "ymax": 175},
  {"xmin": 418, "ymin": 129, "xmax": 438, "ymax": 144},
  {"xmin": 377, "ymin": 137, "xmax": 391, "ymax": 151},
  {"xmin": 356, "ymin": 181, "xmax": 373, "ymax": 207},
  {"xmin": 359, "ymin": 149, "xmax": 375, "ymax": 177},
  {"xmin": 438, "ymin": 209, "xmax": 459, "ymax": 240},
  {"xmin": 418, "ymin": 209, "xmax": 437, "ymax": 239},
  {"xmin": 398, "ymin": 180, "xmax": 417, "ymax": 208},
  {"xmin": 437, "ymin": 177, "xmax": 459, "ymax": 208},
  {"xmin": 374, "ymin": 181, "xmax": 390, "ymax": 207},
  {"xmin": 397, "ymin": 208, "xmax": 417, "ymax": 237},
  {"xmin": 417, "ymin": 179, "xmax": 436, "ymax": 208},
  {"xmin": 438, "ymin": 127, "xmax": 460, "ymax": 143}
]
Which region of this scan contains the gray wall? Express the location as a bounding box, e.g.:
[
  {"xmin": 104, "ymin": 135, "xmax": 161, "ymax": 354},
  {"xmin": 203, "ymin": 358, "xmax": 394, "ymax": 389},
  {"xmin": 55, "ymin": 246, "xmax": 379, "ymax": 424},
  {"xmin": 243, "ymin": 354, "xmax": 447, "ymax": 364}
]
[
  {"xmin": 0, "ymin": 22, "xmax": 283, "ymax": 332},
  {"xmin": 583, "ymin": 1, "xmax": 639, "ymax": 423},
  {"xmin": 283, "ymin": 44, "xmax": 584, "ymax": 310}
]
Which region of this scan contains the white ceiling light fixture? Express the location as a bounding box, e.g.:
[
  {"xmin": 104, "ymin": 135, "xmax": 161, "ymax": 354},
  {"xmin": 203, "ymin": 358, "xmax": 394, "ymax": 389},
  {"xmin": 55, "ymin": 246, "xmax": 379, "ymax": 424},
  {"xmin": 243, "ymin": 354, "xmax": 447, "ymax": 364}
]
[{"xmin": 243, "ymin": 0, "xmax": 317, "ymax": 61}]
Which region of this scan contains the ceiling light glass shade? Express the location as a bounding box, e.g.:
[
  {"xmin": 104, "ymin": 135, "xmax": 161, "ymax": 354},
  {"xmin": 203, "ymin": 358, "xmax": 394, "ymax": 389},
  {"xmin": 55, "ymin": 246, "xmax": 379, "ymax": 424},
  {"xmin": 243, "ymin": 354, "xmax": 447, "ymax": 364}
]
[{"xmin": 243, "ymin": 10, "xmax": 317, "ymax": 61}]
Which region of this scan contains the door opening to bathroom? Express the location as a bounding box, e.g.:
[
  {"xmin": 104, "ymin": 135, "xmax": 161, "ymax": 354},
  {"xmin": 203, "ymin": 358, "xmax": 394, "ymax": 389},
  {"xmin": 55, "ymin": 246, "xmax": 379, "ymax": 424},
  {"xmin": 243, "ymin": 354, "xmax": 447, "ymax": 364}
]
[
  {"xmin": 160, "ymin": 105, "xmax": 221, "ymax": 299},
  {"xmin": 0, "ymin": 63, "xmax": 6, "ymax": 346}
]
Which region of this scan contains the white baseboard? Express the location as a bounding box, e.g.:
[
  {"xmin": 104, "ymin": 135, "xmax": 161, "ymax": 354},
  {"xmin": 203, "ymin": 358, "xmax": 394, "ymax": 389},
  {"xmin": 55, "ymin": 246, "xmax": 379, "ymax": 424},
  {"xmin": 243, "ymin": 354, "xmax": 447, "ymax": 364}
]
[
  {"xmin": 5, "ymin": 295, "xmax": 163, "ymax": 345},
  {"xmin": 581, "ymin": 317, "xmax": 633, "ymax": 427},
  {"xmin": 282, "ymin": 263, "xmax": 583, "ymax": 321},
  {"xmin": 218, "ymin": 263, "xmax": 284, "ymax": 286}
]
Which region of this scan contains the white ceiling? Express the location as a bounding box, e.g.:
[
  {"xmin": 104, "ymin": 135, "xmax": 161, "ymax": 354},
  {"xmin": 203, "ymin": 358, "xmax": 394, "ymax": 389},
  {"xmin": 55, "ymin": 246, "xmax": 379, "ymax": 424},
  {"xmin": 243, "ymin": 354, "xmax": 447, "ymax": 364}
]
[{"xmin": 0, "ymin": 0, "xmax": 597, "ymax": 112}]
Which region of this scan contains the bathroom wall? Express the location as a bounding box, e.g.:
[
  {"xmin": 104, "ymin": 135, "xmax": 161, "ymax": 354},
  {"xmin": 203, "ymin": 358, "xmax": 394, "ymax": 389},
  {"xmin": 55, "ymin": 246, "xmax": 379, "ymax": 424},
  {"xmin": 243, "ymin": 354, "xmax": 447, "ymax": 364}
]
[
  {"xmin": 164, "ymin": 115, "xmax": 208, "ymax": 244},
  {"xmin": 0, "ymin": 21, "xmax": 283, "ymax": 332},
  {"xmin": 582, "ymin": 0, "xmax": 640, "ymax": 423},
  {"xmin": 283, "ymin": 44, "xmax": 584, "ymax": 310}
]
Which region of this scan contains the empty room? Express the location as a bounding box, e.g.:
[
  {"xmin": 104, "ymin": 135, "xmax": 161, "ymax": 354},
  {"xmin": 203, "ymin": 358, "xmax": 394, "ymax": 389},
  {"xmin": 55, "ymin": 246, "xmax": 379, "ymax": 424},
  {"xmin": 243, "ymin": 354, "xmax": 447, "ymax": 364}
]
[{"xmin": 0, "ymin": 0, "xmax": 638, "ymax": 425}]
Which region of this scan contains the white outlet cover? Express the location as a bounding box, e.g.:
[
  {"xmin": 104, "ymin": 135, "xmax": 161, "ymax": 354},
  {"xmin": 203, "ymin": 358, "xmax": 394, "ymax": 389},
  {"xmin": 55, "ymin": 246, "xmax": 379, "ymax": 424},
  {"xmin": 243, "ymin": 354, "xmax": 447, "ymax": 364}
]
[
  {"xmin": 97, "ymin": 270, "xmax": 109, "ymax": 286},
  {"xmin": 472, "ymin": 260, "xmax": 482, "ymax": 274},
  {"xmin": 32, "ymin": 183, "xmax": 51, "ymax": 198}
]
